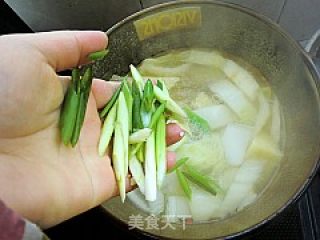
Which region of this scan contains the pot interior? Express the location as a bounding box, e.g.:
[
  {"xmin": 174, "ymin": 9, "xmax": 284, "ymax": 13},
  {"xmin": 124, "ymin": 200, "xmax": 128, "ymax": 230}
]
[{"xmin": 96, "ymin": 1, "xmax": 320, "ymax": 239}]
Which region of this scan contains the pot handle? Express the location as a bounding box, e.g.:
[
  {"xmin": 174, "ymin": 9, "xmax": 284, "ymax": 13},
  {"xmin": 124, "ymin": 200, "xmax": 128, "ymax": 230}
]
[{"xmin": 305, "ymin": 29, "xmax": 320, "ymax": 68}]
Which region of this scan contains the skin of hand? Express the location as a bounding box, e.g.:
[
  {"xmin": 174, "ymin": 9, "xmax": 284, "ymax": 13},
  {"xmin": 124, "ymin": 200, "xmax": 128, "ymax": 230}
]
[{"xmin": 0, "ymin": 31, "xmax": 181, "ymax": 228}]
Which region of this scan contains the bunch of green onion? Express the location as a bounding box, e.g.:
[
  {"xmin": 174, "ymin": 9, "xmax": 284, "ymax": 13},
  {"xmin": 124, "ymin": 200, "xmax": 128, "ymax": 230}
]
[
  {"xmin": 59, "ymin": 52, "xmax": 222, "ymax": 203},
  {"xmin": 98, "ymin": 65, "xmax": 186, "ymax": 202},
  {"xmin": 59, "ymin": 49, "xmax": 108, "ymax": 147}
]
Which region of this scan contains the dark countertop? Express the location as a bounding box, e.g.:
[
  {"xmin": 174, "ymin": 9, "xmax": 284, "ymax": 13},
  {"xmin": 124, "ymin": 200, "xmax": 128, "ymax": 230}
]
[{"xmin": 0, "ymin": 1, "xmax": 31, "ymax": 35}]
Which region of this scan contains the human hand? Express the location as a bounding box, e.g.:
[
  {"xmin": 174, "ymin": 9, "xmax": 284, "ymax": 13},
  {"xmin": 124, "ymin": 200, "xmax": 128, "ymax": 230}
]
[{"xmin": 0, "ymin": 31, "xmax": 182, "ymax": 228}]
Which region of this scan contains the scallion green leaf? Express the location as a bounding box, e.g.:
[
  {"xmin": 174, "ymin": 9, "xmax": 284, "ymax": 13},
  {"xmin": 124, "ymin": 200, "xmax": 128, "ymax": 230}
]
[
  {"xmin": 71, "ymin": 92, "xmax": 85, "ymax": 147},
  {"xmin": 142, "ymin": 79, "xmax": 154, "ymax": 112},
  {"xmin": 71, "ymin": 68, "xmax": 80, "ymax": 91},
  {"xmin": 99, "ymin": 82, "xmax": 123, "ymax": 119},
  {"xmin": 70, "ymin": 66, "xmax": 93, "ymax": 147},
  {"xmin": 132, "ymin": 80, "xmax": 143, "ymax": 130},
  {"xmin": 156, "ymin": 80, "xmax": 163, "ymax": 90},
  {"xmin": 88, "ymin": 49, "xmax": 109, "ymax": 61},
  {"xmin": 184, "ymin": 107, "xmax": 210, "ymax": 132},
  {"xmin": 59, "ymin": 86, "xmax": 80, "ymax": 145},
  {"xmin": 168, "ymin": 157, "xmax": 189, "ymax": 173},
  {"xmin": 149, "ymin": 102, "xmax": 166, "ymax": 129},
  {"xmin": 176, "ymin": 169, "xmax": 192, "ymax": 200},
  {"xmin": 183, "ymin": 165, "xmax": 222, "ymax": 196}
]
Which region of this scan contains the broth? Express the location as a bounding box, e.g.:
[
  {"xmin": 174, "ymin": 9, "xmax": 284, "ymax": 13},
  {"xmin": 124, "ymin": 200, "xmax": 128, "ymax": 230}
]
[{"xmin": 127, "ymin": 48, "xmax": 283, "ymax": 223}]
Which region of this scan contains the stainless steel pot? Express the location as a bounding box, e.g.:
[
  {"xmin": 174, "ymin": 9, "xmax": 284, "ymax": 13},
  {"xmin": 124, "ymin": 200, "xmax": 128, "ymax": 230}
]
[{"xmin": 94, "ymin": 1, "xmax": 320, "ymax": 239}]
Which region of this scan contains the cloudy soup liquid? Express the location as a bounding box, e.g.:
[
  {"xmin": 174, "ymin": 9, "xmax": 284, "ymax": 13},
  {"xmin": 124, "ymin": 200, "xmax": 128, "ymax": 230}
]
[{"xmin": 127, "ymin": 48, "xmax": 283, "ymax": 223}]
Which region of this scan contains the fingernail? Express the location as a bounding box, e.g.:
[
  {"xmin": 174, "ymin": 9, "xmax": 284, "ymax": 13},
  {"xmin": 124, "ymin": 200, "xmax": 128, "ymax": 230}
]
[
  {"xmin": 130, "ymin": 178, "xmax": 137, "ymax": 187},
  {"xmin": 179, "ymin": 131, "xmax": 185, "ymax": 137}
]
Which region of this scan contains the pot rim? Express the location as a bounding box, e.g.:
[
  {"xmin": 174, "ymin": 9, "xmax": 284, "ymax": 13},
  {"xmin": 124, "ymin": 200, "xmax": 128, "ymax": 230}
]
[{"xmin": 103, "ymin": 1, "xmax": 320, "ymax": 239}]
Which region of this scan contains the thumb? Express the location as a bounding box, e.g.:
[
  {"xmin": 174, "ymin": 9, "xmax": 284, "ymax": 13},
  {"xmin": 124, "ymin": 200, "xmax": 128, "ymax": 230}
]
[{"xmin": 0, "ymin": 31, "xmax": 107, "ymax": 138}]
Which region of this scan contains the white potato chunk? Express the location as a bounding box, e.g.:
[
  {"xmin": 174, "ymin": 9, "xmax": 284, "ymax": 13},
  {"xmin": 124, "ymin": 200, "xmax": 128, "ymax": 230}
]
[
  {"xmin": 254, "ymin": 93, "xmax": 271, "ymax": 135},
  {"xmin": 246, "ymin": 132, "xmax": 282, "ymax": 161},
  {"xmin": 194, "ymin": 104, "xmax": 237, "ymax": 130},
  {"xmin": 209, "ymin": 79, "xmax": 257, "ymax": 124},
  {"xmin": 222, "ymin": 123, "xmax": 253, "ymax": 166},
  {"xmin": 219, "ymin": 182, "xmax": 252, "ymax": 215},
  {"xmin": 223, "ymin": 60, "xmax": 259, "ymax": 101},
  {"xmin": 165, "ymin": 196, "xmax": 191, "ymax": 222},
  {"xmin": 189, "ymin": 187, "xmax": 223, "ymax": 221}
]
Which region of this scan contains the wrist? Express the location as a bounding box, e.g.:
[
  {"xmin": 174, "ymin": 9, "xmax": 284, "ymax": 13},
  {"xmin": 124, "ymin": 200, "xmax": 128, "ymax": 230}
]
[{"xmin": 0, "ymin": 199, "xmax": 25, "ymax": 240}]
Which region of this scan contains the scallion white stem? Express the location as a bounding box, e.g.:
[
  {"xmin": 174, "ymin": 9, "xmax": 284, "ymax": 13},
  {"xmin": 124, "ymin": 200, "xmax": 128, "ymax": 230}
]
[
  {"xmin": 98, "ymin": 102, "xmax": 117, "ymax": 156},
  {"xmin": 112, "ymin": 122, "xmax": 126, "ymax": 202},
  {"xmin": 123, "ymin": 81, "xmax": 133, "ymax": 132},
  {"xmin": 154, "ymin": 85, "xmax": 186, "ymax": 118},
  {"xmin": 118, "ymin": 92, "xmax": 129, "ymax": 177},
  {"xmin": 144, "ymin": 131, "xmax": 157, "ymax": 201},
  {"xmin": 130, "ymin": 64, "xmax": 144, "ymax": 95},
  {"xmin": 156, "ymin": 114, "xmax": 166, "ymax": 188},
  {"xmin": 129, "ymin": 155, "xmax": 145, "ymax": 194},
  {"xmin": 129, "ymin": 128, "xmax": 152, "ymax": 144}
]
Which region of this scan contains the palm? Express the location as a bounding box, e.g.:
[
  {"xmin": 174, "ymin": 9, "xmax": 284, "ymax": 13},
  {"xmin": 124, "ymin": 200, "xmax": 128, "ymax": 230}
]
[{"xmin": 7, "ymin": 99, "xmax": 116, "ymax": 228}]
